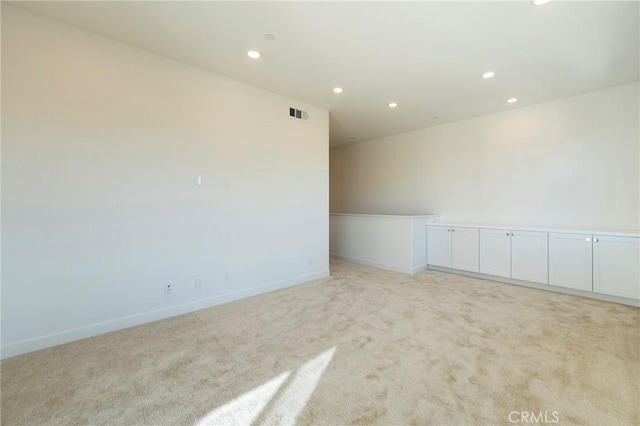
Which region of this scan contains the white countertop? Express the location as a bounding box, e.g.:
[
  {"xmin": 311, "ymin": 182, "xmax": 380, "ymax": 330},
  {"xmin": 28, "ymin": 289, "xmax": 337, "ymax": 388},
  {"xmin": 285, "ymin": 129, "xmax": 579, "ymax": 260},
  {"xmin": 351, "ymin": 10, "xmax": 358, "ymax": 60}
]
[{"xmin": 429, "ymin": 222, "xmax": 639, "ymax": 238}]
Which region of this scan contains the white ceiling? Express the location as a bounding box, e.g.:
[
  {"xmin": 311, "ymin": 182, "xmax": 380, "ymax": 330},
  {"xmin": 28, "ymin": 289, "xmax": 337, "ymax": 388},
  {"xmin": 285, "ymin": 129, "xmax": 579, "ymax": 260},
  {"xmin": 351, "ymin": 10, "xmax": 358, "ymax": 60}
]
[{"xmin": 14, "ymin": 1, "xmax": 640, "ymax": 147}]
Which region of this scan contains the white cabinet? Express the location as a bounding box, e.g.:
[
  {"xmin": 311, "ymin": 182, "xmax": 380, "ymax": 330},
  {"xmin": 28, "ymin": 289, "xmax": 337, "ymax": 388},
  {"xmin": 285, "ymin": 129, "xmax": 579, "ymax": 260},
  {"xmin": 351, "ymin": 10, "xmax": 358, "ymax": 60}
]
[
  {"xmin": 479, "ymin": 229, "xmax": 511, "ymax": 278},
  {"xmin": 549, "ymin": 233, "xmax": 593, "ymax": 291},
  {"xmin": 479, "ymin": 229, "xmax": 548, "ymax": 284},
  {"xmin": 427, "ymin": 226, "xmax": 479, "ymax": 272},
  {"xmin": 427, "ymin": 226, "xmax": 451, "ymax": 268},
  {"xmin": 511, "ymin": 231, "xmax": 549, "ymax": 284},
  {"xmin": 431, "ymin": 222, "xmax": 638, "ymax": 304},
  {"xmin": 451, "ymin": 227, "xmax": 480, "ymax": 272},
  {"xmin": 549, "ymin": 233, "xmax": 639, "ymax": 299},
  {"xmin": 593, "ymin": 236, "xmax": 640, "ymax": 299}
]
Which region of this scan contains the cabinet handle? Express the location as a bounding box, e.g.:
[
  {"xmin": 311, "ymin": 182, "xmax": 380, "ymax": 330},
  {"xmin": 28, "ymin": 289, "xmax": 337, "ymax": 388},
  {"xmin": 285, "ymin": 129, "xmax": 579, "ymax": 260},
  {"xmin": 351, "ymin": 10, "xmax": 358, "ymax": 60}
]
[
  {"xmin": 594, "ymin": 238, "xmax": 599, "ymax": 242},
  {"xmin": 586, "ymin": 238, "xmax": 591, "ymax": 242},
  {"xmin": 506, "ymin": 232, "xmax": 510, "ymax": 236},
  {"xmin": 511, "ymin": 232, "xmax": 515, "ymax": 237},
  {"xmin": 452, "ymin": 229, "xmax": 455, "ymax": 232}
]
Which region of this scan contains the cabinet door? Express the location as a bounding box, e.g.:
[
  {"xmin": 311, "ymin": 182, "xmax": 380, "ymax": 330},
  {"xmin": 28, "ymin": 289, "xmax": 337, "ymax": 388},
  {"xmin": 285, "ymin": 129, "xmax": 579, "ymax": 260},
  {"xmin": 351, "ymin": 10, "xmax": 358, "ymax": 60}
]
[
  {"xmin": 479, "ymin": 229, "xmax": 511, "ymax": 278},
  {"xmin": 593, "ymin": 236, "xmax": 639, "ymax": 299},
  {"xmin": 427, "ymin": 226, "xmax": 452, "ymax": 267},
  {"xmin": 451, "ymin": 227, "xmax": 479, "ymax": 272},
  {"xmin": 511, "ymin": 231, "xmax": 549, "ymax": 284},
  {"xmin": 549, "ymin": 233, "xmax": 592, "ymax": 291}
]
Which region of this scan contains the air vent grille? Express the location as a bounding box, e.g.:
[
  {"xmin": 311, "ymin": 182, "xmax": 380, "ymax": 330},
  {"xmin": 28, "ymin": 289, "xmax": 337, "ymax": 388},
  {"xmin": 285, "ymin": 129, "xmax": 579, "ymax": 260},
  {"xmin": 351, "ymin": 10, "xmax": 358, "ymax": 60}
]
[{"xmin": 289, "ymin": 107, "xmax": 308, "ymax": 121}]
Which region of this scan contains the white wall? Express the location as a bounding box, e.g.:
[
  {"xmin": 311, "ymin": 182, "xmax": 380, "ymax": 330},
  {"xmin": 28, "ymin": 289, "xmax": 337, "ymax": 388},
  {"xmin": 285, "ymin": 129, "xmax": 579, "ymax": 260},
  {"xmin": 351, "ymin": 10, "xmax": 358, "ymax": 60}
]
[
  {"xmin": 330, "ymin": 83, "xmax": 640, "ymax": 233},
  {"xmin": 1, "ymin": 5, "xmax": 329, "ymax": 358}
]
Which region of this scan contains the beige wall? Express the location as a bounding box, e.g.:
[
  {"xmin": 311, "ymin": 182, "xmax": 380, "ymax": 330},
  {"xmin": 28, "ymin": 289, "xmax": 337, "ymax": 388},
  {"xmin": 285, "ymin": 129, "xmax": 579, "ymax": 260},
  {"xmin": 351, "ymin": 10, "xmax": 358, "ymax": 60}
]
[
  {"xmin": 1, "ymin": 5, "xmax": 329, "ymax": 357},
  {"xmin": 330, "ymin": 83, "xmax": 639, "ymax": 232}
]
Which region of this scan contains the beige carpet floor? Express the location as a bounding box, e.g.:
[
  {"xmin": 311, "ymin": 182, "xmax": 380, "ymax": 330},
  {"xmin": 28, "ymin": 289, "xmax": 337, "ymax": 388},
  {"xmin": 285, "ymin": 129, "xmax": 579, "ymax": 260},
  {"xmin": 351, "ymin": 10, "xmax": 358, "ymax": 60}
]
[{"xmin": 1, "ymin": 259, "xmax": 639, "ymax": 426}]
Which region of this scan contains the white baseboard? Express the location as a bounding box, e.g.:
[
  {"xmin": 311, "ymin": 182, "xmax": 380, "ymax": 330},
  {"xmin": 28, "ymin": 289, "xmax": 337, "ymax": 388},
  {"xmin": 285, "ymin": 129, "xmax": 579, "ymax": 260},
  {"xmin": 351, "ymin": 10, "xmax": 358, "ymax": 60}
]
[
  {"xmin": 427, "ymin": 265, "xmax": 640, "ymax": 308},
  {"xmin": 330, "ymin": 253, "xmax": 419, "ymax": 275},
  {"xmin": 1, "ymin": 270, "xmax": 330, "ymax": 360},
  {"xmin": 411, "ymin": 264, "xmax": 428, "ymax": 275}
]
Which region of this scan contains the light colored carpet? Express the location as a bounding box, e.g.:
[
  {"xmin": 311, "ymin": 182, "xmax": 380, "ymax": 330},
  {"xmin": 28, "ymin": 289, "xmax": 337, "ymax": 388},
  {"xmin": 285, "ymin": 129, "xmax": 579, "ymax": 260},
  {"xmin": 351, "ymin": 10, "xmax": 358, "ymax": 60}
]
[{"xmin": 1, "ymin": 259, "xmax": 639, "ymax": 426}]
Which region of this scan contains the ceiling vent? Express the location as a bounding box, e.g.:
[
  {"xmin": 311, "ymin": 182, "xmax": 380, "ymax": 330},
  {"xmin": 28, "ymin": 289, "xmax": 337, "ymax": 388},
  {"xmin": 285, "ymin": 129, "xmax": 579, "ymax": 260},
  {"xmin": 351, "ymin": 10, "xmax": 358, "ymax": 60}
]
[{"xmin": 289, "ymin": 107, "xmax": 308, "ymax": 121}]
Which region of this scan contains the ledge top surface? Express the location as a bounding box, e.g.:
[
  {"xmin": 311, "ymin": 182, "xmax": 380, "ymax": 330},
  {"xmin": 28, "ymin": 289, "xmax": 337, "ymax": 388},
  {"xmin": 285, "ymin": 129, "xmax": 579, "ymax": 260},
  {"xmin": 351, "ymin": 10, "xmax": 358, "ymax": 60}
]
[{"xmin": 330, "ymin": 213, "xmax": 439, "ymax": 219}]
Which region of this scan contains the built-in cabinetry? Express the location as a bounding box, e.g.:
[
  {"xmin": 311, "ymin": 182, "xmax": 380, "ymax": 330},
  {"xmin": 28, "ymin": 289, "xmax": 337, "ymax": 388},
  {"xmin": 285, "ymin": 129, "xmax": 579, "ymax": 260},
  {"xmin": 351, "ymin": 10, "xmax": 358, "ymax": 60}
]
[
  {"xmin": 478, "ymin": 229, "xmax": 548, "ymax": 284},
  {"xmin": 478, "ymin": 229, "xmax": 511, "ymax": 278},
  {"xmin": 428, "ymin": 224, "xmax": 639, "ymax": 305},
  {"xmin": 593, "ymin": 236, "xmax": 639, "ymax": 299},
  {"xmin": 549, "ymin": 233, "xmax": 593, "ymax": 291},
  {"xmin": 427, "ymin": 226, "xmax": 479, "ymax": 272},
  {"xmin": 549, "ymin": 233, "xmax": 640, "ymax": 299}
]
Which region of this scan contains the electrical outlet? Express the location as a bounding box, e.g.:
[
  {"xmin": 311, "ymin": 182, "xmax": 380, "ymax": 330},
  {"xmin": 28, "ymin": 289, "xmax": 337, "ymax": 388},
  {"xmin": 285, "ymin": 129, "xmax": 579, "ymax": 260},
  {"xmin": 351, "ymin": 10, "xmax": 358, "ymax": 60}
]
[
  {"xmin": 194, "ymin": 278, "xmax": 202, "ymax": 288},
  {"xmin": 224, "ymin": 273, "xmax": 230, "ymax": 282},
  {"xmin": 165, "ymin": 283, "xmax": 173, "ymax": 294}
]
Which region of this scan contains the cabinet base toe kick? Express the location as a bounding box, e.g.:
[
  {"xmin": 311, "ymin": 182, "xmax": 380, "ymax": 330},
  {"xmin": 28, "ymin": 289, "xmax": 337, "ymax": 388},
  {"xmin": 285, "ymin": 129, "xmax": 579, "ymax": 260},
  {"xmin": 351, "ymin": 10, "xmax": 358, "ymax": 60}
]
[{"xmin": 426, "ymin": 265, "xmax": 640, "ymax": 308}]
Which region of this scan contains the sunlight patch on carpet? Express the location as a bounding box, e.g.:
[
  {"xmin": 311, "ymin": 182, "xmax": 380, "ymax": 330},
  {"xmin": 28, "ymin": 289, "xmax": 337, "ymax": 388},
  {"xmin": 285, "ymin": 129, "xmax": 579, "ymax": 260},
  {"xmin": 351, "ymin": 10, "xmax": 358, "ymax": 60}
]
[
  {"xmin": 263, "ymin": 347, "xmax": 337, "ymax": 425},
  {"xmin": 195, "ymin": 371, "xmax": 290, "ymax": 426},
  {"xmin": 195, "ymin": 347, "xmax": 336, "ymax": 426}
]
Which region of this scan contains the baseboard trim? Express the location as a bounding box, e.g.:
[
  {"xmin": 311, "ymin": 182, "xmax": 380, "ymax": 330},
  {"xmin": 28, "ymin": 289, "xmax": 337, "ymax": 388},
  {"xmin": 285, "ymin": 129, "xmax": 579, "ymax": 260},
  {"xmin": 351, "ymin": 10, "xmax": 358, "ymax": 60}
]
[
  {"xmin": 330, "ymin": 253, "xmax": 417, "ymax": 275},
  {"xmin": 411, "ymin": 264, "xmax": 428, "ymax": 275},
  {"xmin": 1, "ymin": 270, "xmax": 330, "ymax": 360},
  {"xmin": 427, "ymin": 265, "xmax": 640, "ymax": 308}
]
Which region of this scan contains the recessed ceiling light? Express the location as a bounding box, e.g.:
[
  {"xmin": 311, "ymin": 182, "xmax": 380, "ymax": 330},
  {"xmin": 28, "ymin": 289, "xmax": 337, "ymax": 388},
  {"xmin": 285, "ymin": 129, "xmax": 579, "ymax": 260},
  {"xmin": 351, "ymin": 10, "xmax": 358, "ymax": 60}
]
[
  {"xmin": 333, "ymin": 87, "xmax": 344, "ymax": 94},
  {"xmin": 264, "ymin": 34, "xmax": 275, "ymax": 40},
  {"xmin": 388, "ymin": 102, "xmax": 398, "ymax": 108},
  {"xmin": 482, "ymin": 71, "xmax": 495, "ymax": 79},
  {"xmin": 507, "ymin": 97, "xmax": 519, "ymax": 103},
  {"xmin": 247, "ymin": 50, "xmax": 261, "ymax": 59},
  {"xmin": 531, "ymin": 0, "xmax": 550, "ymax": 5}
]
